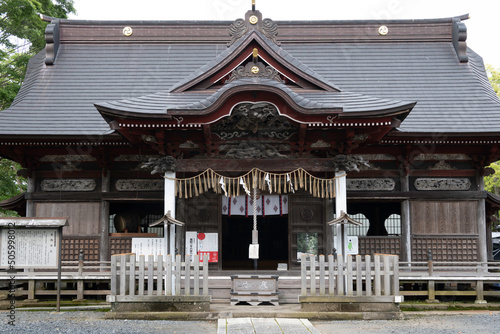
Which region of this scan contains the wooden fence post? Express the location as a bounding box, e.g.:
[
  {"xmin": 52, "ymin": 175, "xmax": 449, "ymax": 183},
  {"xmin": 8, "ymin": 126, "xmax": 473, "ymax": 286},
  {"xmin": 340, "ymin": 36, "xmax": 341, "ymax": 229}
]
[
  {"xmin": 337, "ymin": 254, "xmax": 344, "ymax": 295},
  {"xmin": 310, "ymin": 255, "xmax": 316, "ymax": 296},
  {"xmin": 76, "ymin": 249, "xmax": 84, "ymax": 301},
  {"xmin": 356, "ymin": 255, "xmax": 362, "ymax": 296},
  {"xmin": 175, "ymin": 255, "xmax": 181, "ymax": 296},
  {"xmin": 129, "ymin": 255, "xmax": 136, "ymax": 296},
  {"xmin": 110, "ymin": 255, "xmax": 118, "ymax": 296},
  {"xmin": 165, "ymin": 254, "xmax": 172, "ymax": 296},
  {"xmin": 157, "ymin": 255, "xmax": 163, "ymax": 296},
  {"xmin": 383, "ymin": 256, "xmax": 390, "ymax": 296},
  {"xmin": 184, "ymin": 255, "xmax": 191, "ymax": 296},
  {"xmin": 138, "ymin": 255, "xmax": 145, "ymax": 296},
  {"xmin": 301, "ymin": 254, "xmax": 307, "ymax": 296},
  {"xmin": 147, "ymin": 255, "xmax": 154, "ymax": 296},
  {"xmin": 374, "ymin": 255, "xmax": 381, "ymax": 296},
  {"xmin": 346, "ymin": 255, "xmax": 353, "ymax": 296},
  {"xmin": 319, "ymin": 255, "xmax": 326, "ymax": 296},
  {"xmin": 202, "ymin": 255, "xmax": 208, "ymax": 296},
  {"xmin": 328, "ymin": 255, "xmax": 335, "ymax": 296},
  {"xmin": 365, "ymin": 255, "xmax": 372, "ymax": 297},
  {"xmin": 194, "ymin": 254, "xmax": 200, "ymax": 296},
  {"xmin": 393, "ymin": 255, "xmax": 399, "ymax": 296}
]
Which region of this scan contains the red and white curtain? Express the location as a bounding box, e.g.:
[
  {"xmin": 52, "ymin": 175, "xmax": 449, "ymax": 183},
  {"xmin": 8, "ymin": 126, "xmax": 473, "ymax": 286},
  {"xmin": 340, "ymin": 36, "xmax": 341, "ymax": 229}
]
[{"xmin": 222, "ymin": 195, "xmax": 288, "ymax": 216}]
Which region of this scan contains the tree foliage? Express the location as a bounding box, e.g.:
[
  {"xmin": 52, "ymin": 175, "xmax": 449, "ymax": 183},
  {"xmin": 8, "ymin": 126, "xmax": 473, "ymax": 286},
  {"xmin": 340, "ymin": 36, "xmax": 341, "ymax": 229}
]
[
  {"xmin": 486, "ymin": 64, "xmax": 500, "ymax": 99},
  {"xmin": 0, "ymin": 158, "xmax": 26, "ymax": 216},
  {"xmin": 0, "ymin": 0, "xmax": 75, "ymax": 110},
  {"xmin": 0, "ymin": 1, "xmax": 74, "ymax": 215}
]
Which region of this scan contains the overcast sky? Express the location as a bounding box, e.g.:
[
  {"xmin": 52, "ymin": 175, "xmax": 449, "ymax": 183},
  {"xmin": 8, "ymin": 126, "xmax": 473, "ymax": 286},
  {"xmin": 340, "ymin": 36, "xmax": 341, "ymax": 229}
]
[{"xmin": 69, "ymin": 0, "xmax": 500, "ymax": 68}]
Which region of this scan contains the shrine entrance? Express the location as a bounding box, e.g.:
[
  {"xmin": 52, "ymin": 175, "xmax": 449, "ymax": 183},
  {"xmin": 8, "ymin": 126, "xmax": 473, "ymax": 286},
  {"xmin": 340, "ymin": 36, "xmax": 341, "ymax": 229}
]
[
  {"xmin": 221, "ymin": 215, "xmax": 288, "ymax": 270},
  {"xmin": 221, "ymin": 195, "xmax": 289, "ymax": 270}
]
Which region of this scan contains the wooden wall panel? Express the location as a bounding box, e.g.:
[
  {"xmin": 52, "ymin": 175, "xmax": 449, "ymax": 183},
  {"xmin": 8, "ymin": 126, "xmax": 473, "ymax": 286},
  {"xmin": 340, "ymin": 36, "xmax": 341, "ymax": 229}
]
[
  {"xmin": 35, "ymin": 202, "xmax": 101, "ymax": 236},
  {"xmin": 410, "ymin": 201, "xmax": 478, "ymax": 235}
]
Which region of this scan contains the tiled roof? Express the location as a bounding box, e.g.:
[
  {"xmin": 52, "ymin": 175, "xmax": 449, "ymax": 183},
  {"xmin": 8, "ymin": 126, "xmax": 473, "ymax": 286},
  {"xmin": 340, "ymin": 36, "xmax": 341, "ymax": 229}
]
[{"xmin": 1, "ymin": 18, "xmax": 499, "ymax": 136}]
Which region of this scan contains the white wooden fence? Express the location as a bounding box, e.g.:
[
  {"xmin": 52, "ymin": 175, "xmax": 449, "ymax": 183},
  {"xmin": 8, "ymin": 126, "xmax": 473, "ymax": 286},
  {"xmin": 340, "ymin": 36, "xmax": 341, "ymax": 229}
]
[
  {"xmin": 110, "ymin": 254, "xmax": 209, "ymax": 297},
  {"xmin": 301, "ymin": 254, "xmax": 400, "ymax": 297}
]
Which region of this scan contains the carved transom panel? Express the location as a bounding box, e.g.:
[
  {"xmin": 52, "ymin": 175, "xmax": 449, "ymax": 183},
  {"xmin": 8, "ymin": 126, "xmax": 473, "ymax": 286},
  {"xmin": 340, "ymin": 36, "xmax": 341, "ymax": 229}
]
[
  {"xmin": 414, "ymin": 178, "xmax": 471, "ymax": 191},
  {"xmin": 212, "ymin": 102, "xmax": 298, "ymax": 140}
]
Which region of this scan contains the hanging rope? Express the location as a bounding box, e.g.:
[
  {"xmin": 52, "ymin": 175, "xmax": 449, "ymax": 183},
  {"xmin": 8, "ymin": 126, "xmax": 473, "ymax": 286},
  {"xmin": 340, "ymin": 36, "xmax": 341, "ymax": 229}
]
[{"xmin": 163, "ymin": 167, "xmax": 345, "ymax": 199}]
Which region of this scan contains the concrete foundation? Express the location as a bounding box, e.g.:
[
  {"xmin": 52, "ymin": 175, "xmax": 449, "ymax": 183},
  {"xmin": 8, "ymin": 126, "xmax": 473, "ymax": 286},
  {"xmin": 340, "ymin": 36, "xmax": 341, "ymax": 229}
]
[
  {"xmin": 299, "ymin": 295, "xmax": 403, "ymax": 312},
  {"xmin": 107, "ymin": 295, "xmax": 211, "ymax": 312}
]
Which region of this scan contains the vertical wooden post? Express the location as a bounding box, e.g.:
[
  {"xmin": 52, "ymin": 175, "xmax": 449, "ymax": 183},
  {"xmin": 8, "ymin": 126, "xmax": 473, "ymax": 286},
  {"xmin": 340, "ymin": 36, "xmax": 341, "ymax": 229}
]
[
  {"xmin": 128, "ymin": 255, "xmax": 135, "ymax": 296},
  {"xmin": 400, "ymin": 167, "xmax": 411, "ymax": 264},
  {"xmin": 166, "ymin": 254, "xmax": 172, "ymax": 296},
  {"xmin": 374, "ymin": 255, "xmax": 381, "ymax": 296},
  {"xmin": 301, "ymin": 254, "xmax": 307, "ymax": 296},
  {"xmin": 28, "ymin": 280, "xmax": 35, "ymax": 300},
  {"xmin": 337, "ymin": 254, "xmax": 344, "ymax": 295},
  {"xmin": 76, "ymin": 249, "xmax": 84, "ymax": 300},
  {"xmin": 365, "ymin": 255, "xmax": 372, "ymax": 297},
  {"xmin": 346, "ymin": 255, "xmax": 353, "ymax": 296},
  {"xmin": 356, "ymin": 255, "xmax": 362, "ymax": 296},
  {"xmin": 100, "ymin": 169, "xmax": 110, "ymax": 265},
  {"xmin": 194, "ymin": 254, "xmax": 200, "ymax": 296},
  {"xmin": 383, "ymin": 256, "xmax": 391, "ymax": 296},
  {"xmin": 184, "ymin": 255, "xmax": 191, "ymax": 296},
  {"xmin": 328, "ymin": 255, "xmax": 335, "ymax": 296},
  {"xmin": 138, "ymin": 255, "xmax": 145, "ymax": 296},
  {"xmin": 393, "ymin": 255, "xmax": 400, "ymax": 296},
  {"xmin": 147, "ymin": 255, "xmax": 154, "ymax": 296},
  {"xmin": 475, "ymin": 280, "xmax": 486, "ymax": 304},
  {"xmin": 110, "ymin": 255, "xmax": 118, "ymax": 296},
  {"xmin": 319, "ymin": 255, "xmax": 325, "ymax": 296},
  {"xmin": 202, "ymin": 255, "xmax": 208, "ymax": 296},
  {"xmin": 427, "ymin": 280, "xmax": 436, "ymax": 302},
  {"xmin": 175, "ymin": 255, "xmax": 181, "ymax": 296},
  {"xmin": 119, "ymin": 255, "xmax": 127, "ymax": 296},
  {"xmin": 310, "ymin": 255, "xmax": 316, "ymax": 296},
  {"xmin": 335, "ymin": 172, "xmax": 347, "ymax": 261},
  {"xmin": 156, "ymin": 255, "xmax": 163, "ymax": 296}
]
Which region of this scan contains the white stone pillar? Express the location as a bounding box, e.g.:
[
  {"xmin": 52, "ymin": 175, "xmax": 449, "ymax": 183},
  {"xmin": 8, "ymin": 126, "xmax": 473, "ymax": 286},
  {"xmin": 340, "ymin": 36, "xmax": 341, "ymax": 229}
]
[
  {"xmin": 335, "ymin": 171, "xmax": 347, "ymax": 258},
  {"xmin": 164, "ymin": 171, "xmax": 176, "ymax": 256},
  {"xmin": 164, "ymin": 171, "xmax": 176, "ymax": 294}
]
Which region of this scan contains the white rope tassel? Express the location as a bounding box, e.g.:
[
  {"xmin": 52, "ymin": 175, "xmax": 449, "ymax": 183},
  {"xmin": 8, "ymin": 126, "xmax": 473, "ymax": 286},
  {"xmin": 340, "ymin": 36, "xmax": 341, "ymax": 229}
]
[
  {"xmin": 240, "ymin": 177, "xmax": 251, "ymax": 196},
  {"xmin": 287, "ymin": 173, "xmax": 295, "ymax": 193},
  {"xmin": 265, "ymin": 173, "xmax": 272, "ymax": 194},
  {"xmin": 219, "ymin": 177, "xmax": 227, "ymax": 196}
]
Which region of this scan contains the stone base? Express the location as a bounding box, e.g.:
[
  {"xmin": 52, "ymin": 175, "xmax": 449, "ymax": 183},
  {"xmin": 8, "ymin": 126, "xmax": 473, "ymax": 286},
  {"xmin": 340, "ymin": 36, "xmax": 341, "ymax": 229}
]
[
  {"xmin": 299, "ymin": 295, "xmax": 403, "ymax": 312},
  {"xmin": 106, "ymin": 295, "xmax": 211, "ymax": 312}
]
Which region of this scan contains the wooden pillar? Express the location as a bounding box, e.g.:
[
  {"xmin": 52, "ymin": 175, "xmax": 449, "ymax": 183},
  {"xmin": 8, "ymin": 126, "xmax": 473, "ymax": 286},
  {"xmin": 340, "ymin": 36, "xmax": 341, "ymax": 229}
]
[
  {"xmin": 26, "ymin": 173, "xmax": 35, "ymax": 217},
  {"xmin": 326, "ymin": 198, "xmax": 335, "ymax": 256},
  {"xmin": 100, "ymin": 169, "xmax": 110, "ymax": 262},
  {"xmin": 476, "ymin": 170, "xmax": 488, "ymax": 266},
  {"xmin": 164, "ymin": 171, "xmax": 176, "ymax": 294},
  {"xmin": 400, "ymin": 170, "xmax": 411, "ymax": 263},
  {"xmin": 335, "ymin": 171, "xmax": 347, "ymax": 258}
]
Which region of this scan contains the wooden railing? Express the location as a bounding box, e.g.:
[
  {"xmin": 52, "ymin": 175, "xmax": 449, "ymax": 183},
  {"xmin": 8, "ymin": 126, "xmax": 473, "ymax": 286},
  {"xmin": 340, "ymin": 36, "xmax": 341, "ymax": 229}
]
[
  {"xmin": 300, "ymin": 254, "xmax": 400, "ymax": 297},
  {"xmin": 0, "ymin": 259, "xmax": 111, "ymax": 300},
  {"xmin": 110, "ymin": 254, "xmax": 209, "ymax": 297}
]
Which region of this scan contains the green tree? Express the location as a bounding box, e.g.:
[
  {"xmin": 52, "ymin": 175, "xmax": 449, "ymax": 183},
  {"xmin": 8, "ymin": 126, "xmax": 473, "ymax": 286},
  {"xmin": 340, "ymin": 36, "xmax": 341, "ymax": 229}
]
[
  {"xmin": 486, "ymin": 64, "xmax": 500, "ymax": 99},
  {"xmin": 0, "ymin": 1, "xmax": 74, "ymax": 214},
  {"xmin": 484, "ymin": 65, "xmax": 500, "ymax": 231},
  {"xmin": 0, "ymin": 158, "xmax": 26, "ymax": 216},
  {"xmin": 0, "ymin": 0, "xmax": 75, "ymax": 109}
]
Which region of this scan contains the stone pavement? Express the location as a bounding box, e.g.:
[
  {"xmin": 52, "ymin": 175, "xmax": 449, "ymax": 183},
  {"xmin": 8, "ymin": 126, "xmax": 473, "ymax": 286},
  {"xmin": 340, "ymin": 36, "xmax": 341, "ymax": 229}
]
[{"xmin": 217, "ymin": 318, "xmax": 321, "ymax": 334}]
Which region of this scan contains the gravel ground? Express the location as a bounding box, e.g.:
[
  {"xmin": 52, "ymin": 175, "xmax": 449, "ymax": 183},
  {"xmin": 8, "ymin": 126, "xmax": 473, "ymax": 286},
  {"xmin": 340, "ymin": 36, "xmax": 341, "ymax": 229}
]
[
  {"xmin": 313, "ymin": 312, "xmax": 500, "ymax": 334},
  {"xmin": 0, "ymin": 311, "xmax": 217, "ymax": 334},
  {"xmin": 1, "ymin": 311, "xmax": 499, "ymax": 334}
]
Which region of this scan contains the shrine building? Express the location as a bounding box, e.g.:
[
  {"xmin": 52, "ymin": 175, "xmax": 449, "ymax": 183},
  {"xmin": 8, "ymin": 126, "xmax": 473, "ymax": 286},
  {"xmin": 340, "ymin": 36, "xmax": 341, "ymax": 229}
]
[{"xmin": 1, "ymin": 7, "xmax": 500, "ymax": 271}]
